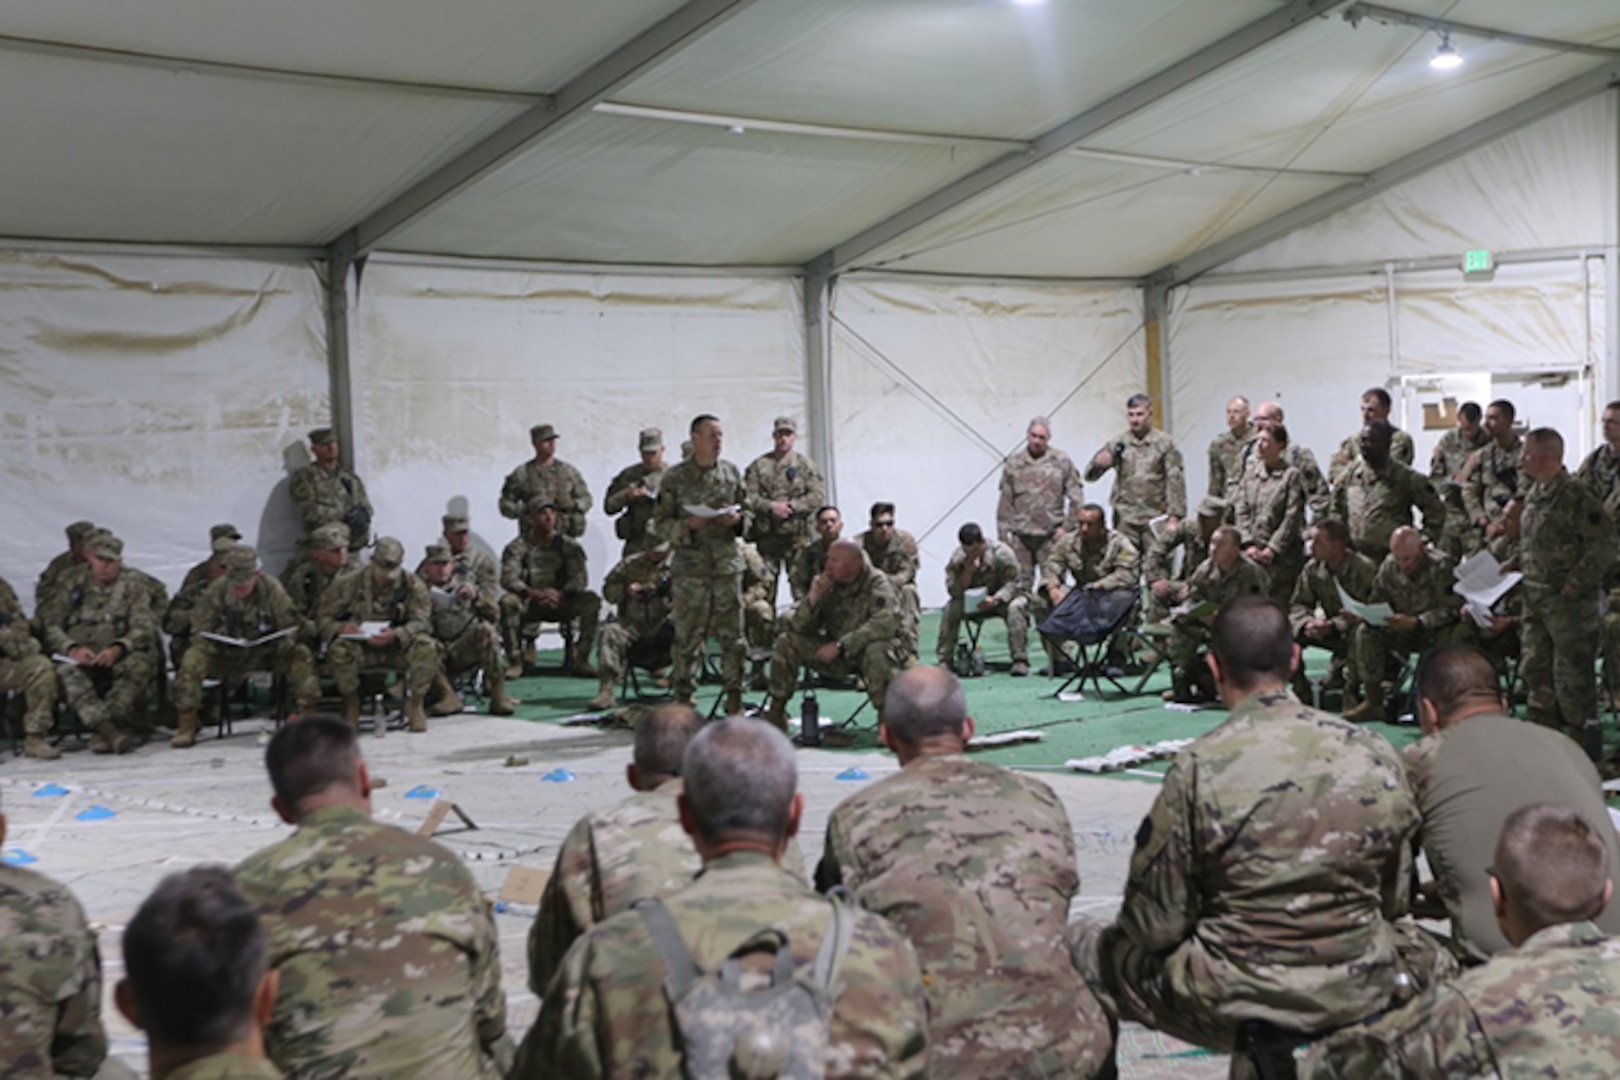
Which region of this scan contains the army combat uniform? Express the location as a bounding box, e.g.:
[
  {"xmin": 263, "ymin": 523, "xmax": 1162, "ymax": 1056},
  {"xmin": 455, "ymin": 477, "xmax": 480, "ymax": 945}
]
[
  {"xmin": 500, "ymin": 458, "xmax": 592, "ymax": 539},
  {"xmin": 1085, "ymin": 428, "xmax": 1186, "ymax": 561},
  {"xmin": 0, "ymin": 860, "xmax": 108, "ymax": 1076},
  {"xmin": 289, "ymin": 460, "xmax": 372, "ymax": 552},
  {"xmin": 859, "ymin": 526, "xmax": 921, "ymax": 658},
  {"xmin": 319, "ymin": 558, "xmax": 439, "ymax": 729},
  {"xmin": 743, "ymin": 448, "xmax": 825, "ymax": 601},
  {"xmin": 936, "ymin": 539, "xmax": 1029, "ymax": 668},
  {"xmin": 1351, "ymin": 547, "xmax": 1461, "ymax": 717},
  {"xmin": 37, "ymin": 556, "xmax": 156, "ymax": 753},
  {"xmin": 1036, "ymin": 529, "xmax": 1139, "ymax": 669},
  {"xmin": 1288, "ymin": 549, "xmax": 1379, "ymax": 702},
  {"xmin": 1165, "ymin": 554, "xmax": 1269, "ymax": 700},
  {"xmin": 588, "ymin": 548, "xmax": 674, "ymax": 709},
  {"xmin": 1332, "ymin": 455, "xmax": 1447, "ymax": 559},
  {"xmin": 0, "ymin": 576, "xmax": 61, "ymax": 756},
  {"xmin": 789, "ymin": 538, "xmax": 835, "ymax": 604},
  {"xmin": 1231, "ymin": 458, "xmax": 1306, "ymax": 609},
  {"xmin": 418, "ymin": 546, "xmax": 511, "ymax": 716},
  {"xmin": 499, "ymin": 526, "xmax": 601, "ymax": 676},
  {"xmin": 1432, "ymin": 423, "xmax": 1490, "ymax": 557},
  {"xmin": 769, "ymin": 555, "xmax": 904, "ymax": 720},
  {"xmin": 1207, "ymin": 425, "xmax": 1258, "ymax": 505},
  {"xmin": 740, "ymin": 540, "xmax": 776, "ymax": 654},
  {"xmin": 1575, "ymin": 443, "xmax": 1620, "ymax": 703},
  {"xmin": 655, "ymin": 457, "xmax": 751, "ymax": 707},
  {"xmin": 603, "ymin": 458, "xmax": 666, "ymax": 557},
  {"xmin": 1329, "ymin": 425, "xmax": 1415, "ymax": 488},
  {"xmin": 998, "ymin": 444, "xmax": 1085, "ymax": 591},
  {"xmin": 1239, "ymin": 441, "xmax": 1332, "ymax": 521}
]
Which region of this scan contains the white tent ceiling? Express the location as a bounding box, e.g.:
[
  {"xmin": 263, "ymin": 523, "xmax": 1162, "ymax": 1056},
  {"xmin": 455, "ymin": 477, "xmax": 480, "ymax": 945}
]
[{"xmin": 2, "ymin": 0, "xmax": 1618, "ymax": 280}]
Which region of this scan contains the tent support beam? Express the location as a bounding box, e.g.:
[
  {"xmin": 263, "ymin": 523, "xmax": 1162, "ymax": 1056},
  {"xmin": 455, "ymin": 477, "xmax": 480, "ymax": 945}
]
[
  {"xmin": 801, "ymin": 0, "xmax": 1351, "ymax": 280},
  {"xmin": 1155, "ymin": 62, "xmax": 1620, "ymax": 287},
  {"xmin": 803, "ymin": 272, "xmax": 835, "ymax": 505},
  {"xmin": 324, "ymin": 256, "xmax": 357, "ymax": 471},
  {"xmin": 329, "ymin": 0, "xmax": 760, "ymax": 262},
  {"xmin": 1144, "ymin": 277, "xmax": 1173, "ymax": 432},
  {"xmin": 1608, "ymin": 89, "xmax": 1620, "ymax": 405}
]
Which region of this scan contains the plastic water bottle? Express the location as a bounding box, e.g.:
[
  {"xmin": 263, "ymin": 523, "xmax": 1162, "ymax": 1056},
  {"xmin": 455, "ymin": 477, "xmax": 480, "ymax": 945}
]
[{"xmin": 800, "ymin": 694, "xmax": 821, "ymax": 747}]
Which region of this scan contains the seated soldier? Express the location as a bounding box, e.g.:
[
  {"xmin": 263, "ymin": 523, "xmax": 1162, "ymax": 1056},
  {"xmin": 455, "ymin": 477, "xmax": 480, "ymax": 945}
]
[
  {"xmin": 164, "ymin": 526, "xmax": 240, "ymax": 669},
  {"xmin": 172, "ymin": 545, "xmax": 317, "ymax": 749},
  {"xmin": 767, "ymin": 539, "xmax": 905, "ymax": 731},
  {"xmin": 34, "ymin": 520, "xmax": 97, "ymax": 618},
  {"xmin": 116, "ymin": 866, "xmax": 279, "ymax": 1080},
  {"xmin": 1304, "ymin": 803, "xmax": 1620, "ymax": 1077},
  {"xmin": 1144, "ymin": 496, "xmax": 1224, "ymax": 625},
  {"xmin": 740, "ymin": 539, "xmax": 776, "ymax": 689},
  {"xmin": 1035, "ymin": 503, "xmax": 1139, "ymax": 676},
  {"xmin": 279, "ymin": 522, "xmax": 350, "ymax": 652},
  {"xmin": 1230, "ymin": 422, "xmax": 1307, "ymax": 609},
  {"xmin": 513, "ymin": 717, "xmax": 929, "ymax": 1077},
  {"xmin": 38, "ymin": 532, "xmax": 156, "ymax": 754},
  {"xmin": 0, "ymin": 573, "xmax": 61, "ymax": 760},
  {"xmin": 788, "ymin": 504, "xmax": 842, "ymax": 604},
  {"xmin": 817, "ymin": 667, "xmax": 1112, "ymax": 1077},
  {"xmin": 935, "ymin": 522, "xmax": 1029, "ymax": 674},
  {"xmin": 499, "ymin": 499, "xmax": 600, "ymax": 679},
  {"xmin": 1345, "ymin": 525, "xmax": 1461, "ymax": 723},
  {"xmin": 857, "ymin": 502, "xmax": 921, "ymax": 658},
  {"xmin": 235, "ymin": 717, "xmax": 511, "ymax": 1076},
  {"xmin": 0, "ymin": 787, "xmax": 109, "ymax": 1075},
  {"xmin": 418, "ymin": 542, "xmax": 514, "ymax": 717},
  {"xmin": 1071, "ymin": 597, "xmax": 1453, "ymax": 1075},
  {"xmin": 587, "ymin": 544, "xmax": 675, "ymax": 712},
  {"xmin": 1164, "ymin": 525, "xmax": 1269, "ymax": 704},
  {"xmin": 1288, "ymin": 516, "xmax": 1378, "ymax": 703},
  {"xmin": 1401, "ymin": 644, "xmax": 1620, "ymax": 964},
  {"xmin": 320, "ymin": 536, "xmax": 438, "ymax": 733}
]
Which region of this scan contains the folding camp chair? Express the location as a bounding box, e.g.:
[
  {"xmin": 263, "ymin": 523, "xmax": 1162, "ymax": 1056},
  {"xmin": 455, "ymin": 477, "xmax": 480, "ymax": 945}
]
[{"xmin": 1039, "ymin": 588, "xmax": 1144, "ymax": 699}]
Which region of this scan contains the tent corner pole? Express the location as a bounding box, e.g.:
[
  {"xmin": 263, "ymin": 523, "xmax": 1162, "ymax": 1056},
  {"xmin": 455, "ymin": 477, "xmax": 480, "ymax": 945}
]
[
  {"xmin": 804, "ymin": 269, "xmax": 835, "ymax": 505},
  {"xmin": 1144, "ymin": 275, "xmax": 1173, "ymax": 433},
  {"xmin": 324, "ymin": 253, "xmax": 357, "ymax": 472}
]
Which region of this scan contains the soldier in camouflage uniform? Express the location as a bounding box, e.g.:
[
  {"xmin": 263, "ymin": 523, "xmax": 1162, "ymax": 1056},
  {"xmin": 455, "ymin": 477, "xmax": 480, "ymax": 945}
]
[
  {"xmin": 288, "ymin": 427, "xmax": 372, "ymax": 552},
  {"xmin": 654, "ymin": 414, "xmax": 751, "ymax": 714},
  {"xmin": 998, "ymin": 416, "xmax": 1085, "ymax": 591},
  {"xmin": 936, "ymin": 522, "xmax": 1030, "ymax": 672},
  {"xmin": 1035, "ymin": 504, "xmax": 1139, "ymax": 675},
  {"xmin": 1332, "ymin": 419, "xmax": 1447, "ymax": 559},
  {"xmin": 499, "ymin": 423, "xmax": 592, "ymax": 539},
  {"xmin": 1514, "ymin": 428, "xmax": 1613, "ymax": 744},
  {"xmin": 1144, "ymin": 497, "xmax": 1224, "ymax": 624},
  {"xmin": 320, "ymin": 536, "xmax": 439, "ymax": 732},
  {"xmin": 586, "ymin": 544, "xmax": 675, "ymax": 712},
  {"xmin": 172, "ymin": 545, "xmax": 317, "ymax": 748},
  {"xmin": 857, "ymin": 501, "xmax": 921, "ymax": 659},
  {"xmin": 1303, "ymin": 803, "xmax": 1620, "ymax": 1078},
  {"xmin": 499, "ymin": 500, "xmax": 600, "ymax": 678},
  {"xmin": 1578, "ymin": 402, "xmax": 1620, "ymax": 703},
  {"xmin": 788, "ymin": 504, "xmax": 842, "ymax": 602},
  {"xmin": 38, "ymin": 532, "xmax": 155, "ymax": 754},
  {"xmin": 515, "ymin": 717, "xmax": 929, "ymax": 1078},
  {"xmin": 1164, "ymin": 526, "xmax": 1269, "ymax": 703},
  {"xmin": 418, "ymin": 543, "xmax": 514, "ymax": 717},
  {"xmin": 604, "ymin": 427, "xmax": 667, "ymax": 557},
  {"xmin": 1085, "ymin": 393, "xmax": 1187, "ymax": 560},
  {"xmin": 1249, "ymin": 401, "xmax": 1331, "ymax": 519},
  {"xmin": 0, "ymin": 575, "xmax": 62, "ymax": 760},
  {"xmin": 236, "ymin": 718, "xmax": 512, "ymax": 1077},
  {"xmin": 1206, "ymin": 395, "xmax": 1256, "ymax": 504},
  {"xmin": 33, "ymin": 519, "xmax": 97, "ymax": 620},
  {"xmin": 1329, "ymin": 386, "xmax": 1416, "ymax": 488},
  {"xmin": 1231, "ymin": 423, "xmax": 1307, "ymax": 609},
  {"xmin": 768, "ymin": 540, "xmax": 905, "ymax": 728},
  {"xmin": 1288, "ymin": 516, "xmax": 1378, "ymax": 705},
  {"xmin": 1345, "ymin": 527, "xmax": 1462, "ymax": 723},
  {"xmin": 740, "ymin": 539, "xmax": 776, "ymax": 658},
  {"xmin": 279, "ymin": 522, "xmax": 349, "ymax": 651},
  {"xmin": 0, "ymin": 789, "xmax": 108, "ymax": 1075},
  {"xmin": 818, "ymin": 666, "xmax": 1112, "ymax": 1077},
  {"xmin": 1461, "ymin": 399, "xmax": 1526, "ymax": 551},
  {"xmin": 1431, "ymin": 401, "xmax": 1487, "ymax": 557},
  {"xmin": 440, "ymin": 512, "xmax": 498, "ymax": 602},
  {"xmin": 1071, "ymin": 597, "xmax": 1450, "ymax": 1072},
  {"xmin": 744, "ymin": 416, "xmax": 826, "ymax": 605},
  {"xmin": 164, "ymin": 526, "xmax": 240, "ymax": 668}
]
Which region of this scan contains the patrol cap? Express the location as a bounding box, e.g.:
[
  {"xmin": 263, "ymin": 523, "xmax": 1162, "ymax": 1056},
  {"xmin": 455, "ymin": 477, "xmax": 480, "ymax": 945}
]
[
  {"xmin": 441, "ymin": 513, "xmax": 469, "ymax": 533},
  {"xmin": 308, "ymin": 428, "xmax": 337, "ymax": 446},
  {"xmin": 86, "ymin": 533, "xmax": 123, "ymax": 559},
  {"xmin": 371, "ymin": 536, "xmax": 405, "ymax": 571},
  {"xmin": 310, "ymin": 523, "xmax": 348, "ymax": 552},
  {"xmin": 1197, "ymin": 496, "xmax": 1227, "ymax": 520},
  {"xmin": 224, "ymin": 545, "xmax": 259, "ymax": 583},
  {"xmin": 211, "ymin": 535, "xmax": 238, "ymax": 556},
  {"xmin": 66, "ymin": 520, "xmax": 98, "ymax": 544},
  {"xmin": 210, "ymin": 523, "xmax": 242, "ymax": 542},
  {"xmin": 423, "ymin": 543, "xmax": 453, "ymax": 564},
  {"xmin": 639, "ymin": 427, "xmax": 663, "ymax": 452},
  {"xmin": 530, "ymin": 423, "xmax": 559, "ymax": 441},
  {"xmin": 526, "ymin": 496, "xmax": 557, "ymax": 515},
  {"xmin": 773, "ymin": 416, "xmax": 797, "ymax": 434}
]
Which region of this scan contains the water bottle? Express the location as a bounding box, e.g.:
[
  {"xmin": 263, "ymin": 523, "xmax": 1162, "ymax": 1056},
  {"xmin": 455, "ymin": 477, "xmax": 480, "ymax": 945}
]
[{"xmin": 800, "ymin": 693, "xmax": 821, "ymax": 746}]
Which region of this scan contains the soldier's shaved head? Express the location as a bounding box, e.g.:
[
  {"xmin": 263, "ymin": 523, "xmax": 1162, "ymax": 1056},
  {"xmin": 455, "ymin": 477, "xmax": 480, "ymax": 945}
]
[
  {"xmin": 885, "ymin": 665, "xmax": 969, "ymax": 744},
  {"xmin": 681, "ymin": 717, "xmax": 797, "ymax": 847},
  {"xmin": 1494, "ymin": 803, "xmax": 1613, "ymax": 943},
  {"xmin": 1390, "ymin": 526, "xmax": 1425, "ymax": 575},
  {"xmin": 633, "ymin": 704, "xmax": 703, "ymax": 780},
  {"xmin": 264, "ymin": 716, "xmax": 363, "ymax": 816},
  {"xmin": 1415, "ymin": 643, "xmax": 1502, "ymax": 730},
  {"xmin": 826, "ymin": 539, "xmax": 865, "ymax": 583},
  {"xmin": 1210, "ymin": 596, "xmax": 1294, "ymax": 691}
]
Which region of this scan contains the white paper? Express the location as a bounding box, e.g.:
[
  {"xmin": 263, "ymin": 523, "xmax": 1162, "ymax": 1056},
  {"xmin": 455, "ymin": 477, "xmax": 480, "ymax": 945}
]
[
  {"xmin": 963, "ymin": 587, "xmax": 989, "ymax": 610},
  {"xmin": 1148, "ymin": 513, "xmax": 1171, "ymax": 541},
  {"xmin": 50, "ymin": 653, "xmax": 83, "ymax": 666},
  {"xmin": 341, "ymin": 620, "xmax": 392, "ymax": 640},
  {"xmin": 1335, "ymin": 581, "xmax": 1394, "ymax": 627},
  {"xmin": 429, "ymin": 587, "xmax": 458, "ymax": 611},
  {"xmin": 201, "ymin": 627, "xmax": 296, "ymax": 648},
  {"xmin": 682, "ymin": 503, "xmax": 740, "ymax": 519},
  {"xmin": 1451, "ymin": 550, "xmax": 1522, "ymax": 609}
]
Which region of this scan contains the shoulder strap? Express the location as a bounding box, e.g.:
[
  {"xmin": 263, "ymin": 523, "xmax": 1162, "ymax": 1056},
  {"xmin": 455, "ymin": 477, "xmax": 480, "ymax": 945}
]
[
  {"xmin": 635, "ymin": 897, "xmax": 701, "ymax": 999},
  {"xmin": 812, "ymin": 887, "xmax": 857, "ymax": 991}
]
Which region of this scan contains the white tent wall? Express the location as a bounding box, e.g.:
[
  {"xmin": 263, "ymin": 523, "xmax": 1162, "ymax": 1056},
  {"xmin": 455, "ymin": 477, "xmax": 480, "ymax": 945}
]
[
  {"xmin": 0, "ymin": 251, "xmax": 329, "ymax": 611},
  {"xmin": 349, "ymin": 260, "xmax": 806, "ymax": 590},
  {"xmin": 827, "ymin": 277, "xmax": 1145, "ymax": 612}
]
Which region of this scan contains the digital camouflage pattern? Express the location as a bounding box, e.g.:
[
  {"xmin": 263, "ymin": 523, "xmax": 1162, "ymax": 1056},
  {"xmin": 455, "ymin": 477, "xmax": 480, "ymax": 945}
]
[
  {"xmin": 37, "ymin": 565, "xmax": 156, "ymax": 737},
  {"xmin": 603, "ymin": 457, "xmax": 667, "ymax": 556},
  {"xmin": 1575, "ymin": 442, "xmax": 1620, "ymax": 518},
  {"xmin": 655, "ymin": 458, "xmax": 751, "ymax": 700},
  {"xmin": 1331, "ymin": 455, "xmax": 1447, "ymax": 557},
  {"xmin": 0, "ymin": 863, "xmax": 107, "ymax": 1077},
  {"xmin": 743, "ymin": 450, "xmax": 825, "ymax": 559},
  {"xmin": 817, "ymin": 755, "xmax": 1112, "ymax": 1078},
  {"xmin": 164, "ymin": 554, "xmax": 225, "ymax": 665},
  {"xmin": 1086, "ymin": 428, "xmax": 1187, "ymax": 531},
  {"xmin": 173, "ymin": 573, "xmax": 316, "ymax": 711},
  {"xmin": 289, "ymin": 460, "xmax": 372, "ymax": 551},
  {"xmin": 1575, "ymin": 443, "xmax": 1620, "ymax": 699},
  {"xmin": 1288, "ymin": 551, "xmax": 1379, "ymax": 677},
  {"xmin": 279, "ymin": 554, "xmax": 348, "ymax": 648},
  {"xmin": 1329, "ymin": 426, "xmax": 1415, "ymax": 487},
  {"xmin": 1242, "ymin": 442, "xmax": 1332, "ymax": 521},
  {"xmin": 936, "ymin": 540, "xmax": 1028, "ymax": 664},
  {"xmin": 1354, "ymin": 546, "xmax": 1461, "ymax": 695},
  {"xmin": 33, "ymin": 548, "xmax": 83, "ymax": 619},
  {"xmin": 595, "ymin": 547, "xmax": 673, "ymax": 684},
  {"xmin": 319, "ymin": 566, "xmax": 438, "ymax": 697},
  {"xmin": 1231, "ymin": 459, "xmax": 1306, "ymax": 607},
  {"xmin": 1430, "ymin": 424, "xmax": 1488, "ymax": 486},
  {"xmin": 1432, "ymin": 424, "xmax": 1490, "ymax": 557},
  {"xmin": 1039, "ymin": 529, "xmax": 1139, "ymax": 594},
  {"xmin": 1302, "ymin": 920, "xmax": 1620, "ymax": 1078},
  {"xmin": 1071, "ymin": 690, "xmax": 1431, "ymax": 1052},
  {"xmin": 859, "ymin": 526, "xmax": 921, "ymax": 656},
  {"xmin": 771, "ymin": 556, "xmax": 904, "ymax": 711},
  {"xmin": 1166, "ymin": 554, "xmax": 1270, "ymax": 676},
  {"xmin": 1143, "ymin": 517, "xmax": 1214, "ymax": 622},
  {"xmin": 997, "ymin": 445, "xmax": 1085, "ymax": 588},
  {"xmin": 789, "ymin": 538, "xmax": 834, "ymax": 603},
  {"xmin": 514, "ymin": 850, "xmax": 929, "ymax": 1079},
  {"xmin": 1461, "ymin": 436, "xmax": 1526, "ymax": 530},
  {"xmin": 0, "ymin": 576, "xmax": 57, "ymax": 736},
  {"xmin": 498, "ymin": 530, "xmax": 600, "ymax": 668},
  {"xmin": 235, "ymin": 805, "xmax": 511, "ymax": 1079},
  {"xmin": 1207, "ymin": 425, "xmax": 1258, "ymax": 503},
  {"xmin": 499, "ymin": 457, "xmax": 592, "ymax": 538},
  {"xmin": 740, "ymin": 540, "xmax": 776, "ymax": 649}
]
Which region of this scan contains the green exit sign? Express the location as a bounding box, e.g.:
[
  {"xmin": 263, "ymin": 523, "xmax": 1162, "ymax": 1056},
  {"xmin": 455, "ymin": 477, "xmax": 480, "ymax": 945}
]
[{"xmin": 1463, "ymin": 249, "xmax": 1495, "ymax": 275}]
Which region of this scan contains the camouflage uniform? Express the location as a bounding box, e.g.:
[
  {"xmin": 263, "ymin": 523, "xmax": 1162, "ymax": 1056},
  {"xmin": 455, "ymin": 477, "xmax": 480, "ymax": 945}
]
[
  {"xmin": 1207, "ymin": 425, "xmax": 1257, "ymax": 504},
  {"xmin": 604, "ymin": 459, "xmax": 666, "ymax": 557},
  {"xmin": 500, "ymin": 458, "xmax": 592, "ymax": 538},
  {"xmin": 789, "ymin": 538, "xmax": 834, "ymax": 603},
  {"xmin": 1329, "ymin": 425, "xmax": 1415, "ymax": 487},
  {"xmin": 1165, "ymin": 555, "xmax": 1269, "ymax": 688},
  {"xmin": 936, "ymin": 540, "xmax": 1029, "ymax": 665},
  {"xmin": 740, "ymin": 541, "xmax": 776, "ymax": 651},
  {"xmin": 514, "ymin": 850, "xmax": 929, "ymax": 1078},
  {"xmin": 37, "ymin": 565, "xmax": 156, "ymax": 743},
  {"xmin": 279, "ymin": 555, "xmax": 347, "ymax": 651},
  {"xmin": 1575, "ymin": 443, "xmax": 1620, "ymax": 700},
  {"xmin": 528, "ymin": 778, "xmax": 808, "ymax": 995},
  {"xmin": 1353, "ymin": 546, "xmax": 1461, "ymax": 698},
  {"xmin": 1231, "ymin": 459, "xmax": 1306, "ymax": 608},
  {"xmin": 1461, "ymin": 435, "xmax": 1526, "ymax": 542},
  {"xmin": 0, "ymin": 576, "xmax": 58, "ymax": 739},
  {"xmin": 1288, "ymin": 550, "xmax": 1379, "ymax": 693},
  {"xmin": 595, "ymin": 548, "xmax": 674, "ymax": 685},
  {"xmin": 33, "ymin": 549, "xmax": 83, "ymax": 620},
  {"xmin": 1241, "ymin": 441, "xmax": 1331, "ymax": 521},
  {"xmin": 418, "ymin": 554, "xmax": 504, "ymax": 689},
  {"xmin": 1070, "ymin": 690, "xmax": 1438, "ymax": 1058},
  {"xmin": 1035, "ymin": 529, "xmax": 1139, "ymax": 659},
  {"xmin": 1086, "ymin": 428, "xmax": 1186, "ymax": 559},
  {"xmin": 743, "ymin": 450, "xmax": 826, "ymax": 599},
  {"xmin": 319, "ymin": 566, "xmax": 439, "ymax": 700},
  {"xmin": 1143, "ymin": 517, "xmax": 1212, "ymax": 623},
  {"xmin": 770, "ymin": 556, "xmax": 904, "ymax": 713},
  {"xmin": 1432, "ymin": 424, "xmax": 1490, "ymax": 557},
  {"xmin": 998, "ymin": 445, "xmax": 1085, "ymax": 590},
  {"xmin": 289, "ymin": 460, "xmax": 372, "ymax": 551},
  {"xmin": 0, "ymin": 862, "xmax": 107, "ymax": 1076},
  {"xmin": 235, "ymin": 805, "xmax": 511, "ymax": 1077},
  {"xmin": 818, "ymin": 755, "xmax": 1112, "ymax": 1077},
  {"xmin": 165, "ymin": 1054, "xmax": 281, "ymax": 1078},
  {"xmin": 654, "ymin": 458, "xmax": 750, "ymax": 703},
  {"xmin": 1303, "ymin": 920, "xmax": 1620, "ymax": 1078},
  {"xmin": 1519, "ymin": 468, "xmax": 1612, "ymax": 734},
  {"xmin": 174, "ymin": 573, "xmax": 317, "ymax": 712},
  {"xmin": 1331, "ymin": 456, "xmax": 1447, "ymax": 558},
  {"xmin": 498, "ymin": 531, "xmax": 601, "ymax": 669},
  {"xmin": 164, "ymin": 548, "xmax": 227, "ymax": 668},
  {"xmin": 858, "ymin": 527, "xmax": 921, "ymax": 657}
]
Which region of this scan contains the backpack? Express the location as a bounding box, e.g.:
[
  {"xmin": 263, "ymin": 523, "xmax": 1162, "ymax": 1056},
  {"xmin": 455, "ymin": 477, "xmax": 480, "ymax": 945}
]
[{"xmin": 634, "ymin": 890, "xmax": 857, "ymax": 1080}]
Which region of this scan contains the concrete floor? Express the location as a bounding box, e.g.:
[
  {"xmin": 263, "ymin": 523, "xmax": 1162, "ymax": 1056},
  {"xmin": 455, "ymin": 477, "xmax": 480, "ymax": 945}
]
[{"xmin": 0, "ymin": 709, "xmax": 1226, "ymax": 1077}]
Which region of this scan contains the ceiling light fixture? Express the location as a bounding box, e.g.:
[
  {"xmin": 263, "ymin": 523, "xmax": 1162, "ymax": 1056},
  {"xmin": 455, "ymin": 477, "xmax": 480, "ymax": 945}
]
[{"xmin": 1430, "ymin": 33, "xmax": 1463, "ymax": 70}]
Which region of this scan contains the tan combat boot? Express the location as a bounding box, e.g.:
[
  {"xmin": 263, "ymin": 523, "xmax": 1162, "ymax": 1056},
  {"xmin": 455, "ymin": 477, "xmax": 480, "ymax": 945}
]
[
  {"xmin": 341, "ymin": 691, "xmax": 361, "ymax": 732},
  {"xmin": 587, "ymin": 680, "xmax": 615, "ymax": 712},
  {"xmin": 405, "ymin": 696, "xmax": 429, "ymax": 733},
  {"xmin": 429, "ymin": 673, "xmax": 465, "ymax": 717},
  {"xmin": 171, "ymin": 709, "xmax": 201, "ymax": 749},
  {"xmin": 23, "ymin": 736, "xmax": 61, "ymax": 761},
  {"xmin": 485, "ymin": 665, "xmax": 517, "ymax": 715}
]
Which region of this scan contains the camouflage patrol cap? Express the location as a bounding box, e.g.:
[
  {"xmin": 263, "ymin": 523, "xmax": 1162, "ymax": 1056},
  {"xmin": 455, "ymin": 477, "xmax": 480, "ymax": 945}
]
[
  {"xmin": 441, "ymin": 513, "xmax": 469, "ymax": 533},
  {"xmin": 526, "ymin": 496, "xmax": 557, "ymax": 515},
  {"xmin": 210, "ymin": 535, "xmax": 238, "ymax": 557},
  {"xmin": 209, "ymin": 523, "xmax": 242, "ymax": 542},
  {"xmin": 65, "ymin": 520, "xmax": 97, "ymax": 543},
  {"xmin": 530, "ymin": 423, "xmax": 559, "ymax": 441},
  {"xmin": 423, "ymin": 543, "xmax": 454, "ymax": 564},
  {"xmin": 371, "ymin": 536, "xmax": 405, "ymax": 572},
  {"xmin": 308, "ymin": 428, "xmax": 336, "ymax": 446},
  {"xmin": 86, "ymin": 533, "xmax": 123, "ymax": 559},
  {"xmin": 773, "ymin": 416, "xmax": 797, "ymax": 434},
  {"xmin": 1197, "ymin": 496, "xmax": 1227, "ymax": 520},
  {"xmin": 224, "ymin": 545, "xmax": 259, "ymax": 583},
  {"xmin": 310, "ymin": 523, "xmax": 348, "ymax": 551},
  {"xmin": 639, "ymin": 427, "xmax": 663, "ymax": 451}
]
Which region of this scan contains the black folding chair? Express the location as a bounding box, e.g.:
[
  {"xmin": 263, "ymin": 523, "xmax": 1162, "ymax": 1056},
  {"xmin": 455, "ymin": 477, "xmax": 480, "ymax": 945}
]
[{"xmin": 1039, "ymin": 588, "xmax": 1142, "ymax": 699}]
